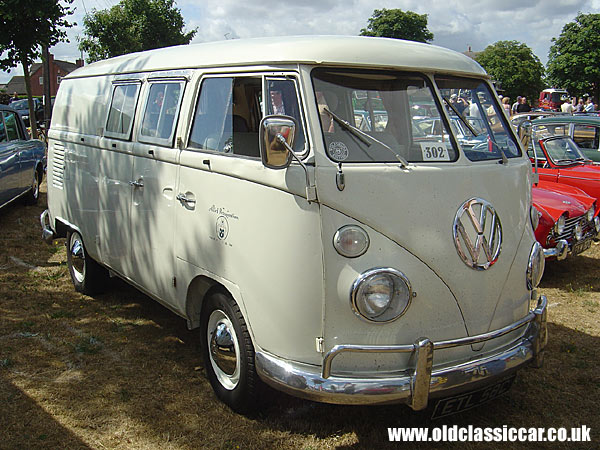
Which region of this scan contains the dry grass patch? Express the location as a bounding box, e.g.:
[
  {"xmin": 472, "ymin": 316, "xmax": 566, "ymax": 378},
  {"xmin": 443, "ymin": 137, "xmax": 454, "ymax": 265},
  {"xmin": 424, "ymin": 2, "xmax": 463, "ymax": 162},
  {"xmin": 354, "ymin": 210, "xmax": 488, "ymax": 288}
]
[{"xmin": 1, "ymin": 182, "xmax": 599, "ymax": 449}]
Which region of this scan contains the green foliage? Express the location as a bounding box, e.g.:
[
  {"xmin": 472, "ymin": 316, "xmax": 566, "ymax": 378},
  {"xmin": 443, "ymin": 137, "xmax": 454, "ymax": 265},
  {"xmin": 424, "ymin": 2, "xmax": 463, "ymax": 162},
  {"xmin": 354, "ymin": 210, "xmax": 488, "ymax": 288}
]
[
  {"xmin": 79, "ymin": 0, "xmax": 197, "ymax": 63},
  {"xmin": 360, "ymin": 8, "xmax": 433, "ymax": 43},
  {"xmin": 0, "ymin": 0, "xmax": 74, "ymax": 71},
  {"xmin": 0, "ymin": 0, "xmax": 73, "ymax": 138},
  {"xmin": 475, "ymin": 41, "xmax": 545, "ymax": 103},
  {"xmin": 547, "ymin": 13, "xmax": 600, "ymax": 102}
]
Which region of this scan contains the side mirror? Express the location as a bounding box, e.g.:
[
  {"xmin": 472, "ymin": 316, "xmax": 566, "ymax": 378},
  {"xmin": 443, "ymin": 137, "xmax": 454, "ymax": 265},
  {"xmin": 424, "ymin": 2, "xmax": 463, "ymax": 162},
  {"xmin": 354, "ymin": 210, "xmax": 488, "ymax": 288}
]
[{"xmin": 259, "ymin": 115, "xmax": 296, "ymax": 169}]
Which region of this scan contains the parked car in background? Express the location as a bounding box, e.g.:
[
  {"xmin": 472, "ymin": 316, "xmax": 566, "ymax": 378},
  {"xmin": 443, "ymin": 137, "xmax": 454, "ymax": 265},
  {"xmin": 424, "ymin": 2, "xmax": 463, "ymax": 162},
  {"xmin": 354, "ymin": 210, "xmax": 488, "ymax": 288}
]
[
  {"xmin": 528, "ymin": 133, "xmax": 600, "ymax": 203},
  {"xmin": 531, "ymin": 115, "xmax": 600, "ymax": 162},
  {"xmin": 538, "ymin": 88, "xmax": 569, "ymax": 111},
  {"xmin": 510, "ymin": 112, "xmax": 562, "ymax": 132},
  {"xmin": 10, "ymin": 98, "xmax": 44, "ymax": 126},
  {"xmin": 0, "ymin": 104, "xmax": 46, "ymax": 209},
  {"xmin": 532, "ymin": 181, "xmax": 599, "ymax": 259}
]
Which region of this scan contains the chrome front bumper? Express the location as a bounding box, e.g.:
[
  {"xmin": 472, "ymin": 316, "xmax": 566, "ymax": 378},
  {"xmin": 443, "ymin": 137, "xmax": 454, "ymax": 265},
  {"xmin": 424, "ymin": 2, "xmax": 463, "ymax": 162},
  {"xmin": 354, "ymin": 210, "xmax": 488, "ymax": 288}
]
[
  {"xmin": 256, "ymin": 295, "xmax": 547, "ymax": 410},
  {"xmin": 543, "ymin": 239, "xmax": 568, "ymax": 260}
]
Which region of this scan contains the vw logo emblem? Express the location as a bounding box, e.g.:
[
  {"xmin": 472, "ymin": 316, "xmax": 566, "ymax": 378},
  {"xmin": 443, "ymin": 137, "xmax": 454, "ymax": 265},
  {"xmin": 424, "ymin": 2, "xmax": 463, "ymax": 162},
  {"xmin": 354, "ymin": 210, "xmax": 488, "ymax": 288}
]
[{"xmin": 453, "ymin": 198, "xmax": 502, "ymax": 270}]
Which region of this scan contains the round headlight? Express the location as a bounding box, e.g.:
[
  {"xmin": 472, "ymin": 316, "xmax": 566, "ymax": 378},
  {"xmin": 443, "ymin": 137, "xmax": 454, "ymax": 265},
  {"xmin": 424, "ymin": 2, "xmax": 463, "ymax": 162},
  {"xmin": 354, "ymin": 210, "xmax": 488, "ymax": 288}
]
[
  {"xmin": 587, "ymin": 205, "xmax": 595, "ymax": 222},
  {"xmin": 351, "ymin": 268, "xmax": 412, "ymax": 323},
  {"xmin": 595, "ymin": 216, "xmax": 600, "ymax": 233},
  {"xmin": 526, "ymin": 242, "xmax": 545, "ymax": 289},
  {"xmin": 530, "ymin": 205, "xmax": 540, "ymax": 231},
  {"xmin": 553, "ymin": 215, "xmax": 566, "ymax": 235},
  {"xmin": 574, "ymin": 221, "xmax": 583, "ymax": 241},
  {"xmin": 333, "ymin": 225, "xmax": 369, "ymax": 258}
]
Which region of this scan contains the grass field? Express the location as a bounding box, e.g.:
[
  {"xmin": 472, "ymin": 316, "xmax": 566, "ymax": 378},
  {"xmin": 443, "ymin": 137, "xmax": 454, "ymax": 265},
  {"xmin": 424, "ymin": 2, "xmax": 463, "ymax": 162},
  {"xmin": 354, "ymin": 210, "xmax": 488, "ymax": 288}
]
[{"xmin": 1, "ymin": 184, "xmax": 598, "ymax": 449}]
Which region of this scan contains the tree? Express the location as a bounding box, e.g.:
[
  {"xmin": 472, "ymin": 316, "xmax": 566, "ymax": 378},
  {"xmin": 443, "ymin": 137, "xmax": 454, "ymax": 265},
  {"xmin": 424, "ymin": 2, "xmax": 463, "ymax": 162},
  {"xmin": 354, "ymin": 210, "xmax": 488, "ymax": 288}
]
[
  {"xmin": 0, "ymin": 0, "xmax": 74, "ymax": 138},
  {"xmin": 475, "ymin": 41, "xmax": 545, "ymax": 105},
  {"xmin": 360, "ymin": 8, "xmax": 433, "ymax": 43},
  {"xmin": 79, "ymin": 0, "xmax": 197, "ymax": 63},
  {"xmin": 547, "ymin": 13, "xmax": 600, "ymax": 103}
]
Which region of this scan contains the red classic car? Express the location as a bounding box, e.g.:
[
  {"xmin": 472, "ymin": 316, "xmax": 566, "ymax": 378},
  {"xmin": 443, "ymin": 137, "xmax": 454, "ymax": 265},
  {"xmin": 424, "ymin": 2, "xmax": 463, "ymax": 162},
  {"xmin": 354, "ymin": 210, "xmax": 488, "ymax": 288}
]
[
  {"xmin": 532, "ymin": 180, "xmax": 599, "ymax": 259},
  {"xmin": 530, "ymin": 134, "xmax": 600, "ymax": 202}
]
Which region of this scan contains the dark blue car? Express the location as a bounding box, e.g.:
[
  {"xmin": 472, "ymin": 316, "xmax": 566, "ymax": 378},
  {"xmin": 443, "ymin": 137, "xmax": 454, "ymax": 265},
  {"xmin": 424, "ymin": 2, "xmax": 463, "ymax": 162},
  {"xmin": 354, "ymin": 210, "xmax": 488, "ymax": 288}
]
[{"xmin": 0, "ymin": 104, "xmax": 46, "ymax": 209}]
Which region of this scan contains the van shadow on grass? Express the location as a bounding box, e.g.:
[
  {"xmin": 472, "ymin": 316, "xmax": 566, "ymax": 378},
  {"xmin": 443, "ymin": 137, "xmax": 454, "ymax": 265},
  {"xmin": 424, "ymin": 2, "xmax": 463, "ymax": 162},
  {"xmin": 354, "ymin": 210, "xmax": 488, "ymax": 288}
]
[{"xmin": 0, "ymin": 374, "xmax": 92, "ymax": 449}]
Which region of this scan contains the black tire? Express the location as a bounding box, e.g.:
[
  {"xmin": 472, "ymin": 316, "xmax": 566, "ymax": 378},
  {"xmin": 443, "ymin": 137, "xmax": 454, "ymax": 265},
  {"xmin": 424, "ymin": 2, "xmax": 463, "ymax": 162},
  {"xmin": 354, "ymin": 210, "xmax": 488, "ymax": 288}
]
[
  {"xmin": 200, "ymin": 290, "xmax": 258, "ymax": 414},
  {"xmin": 23, "ymin": 168, "xmax": 41, "ymax": 205},
  {"xmin": 66, "ymin": 231, "xmax": 109, "ymax": 295}
]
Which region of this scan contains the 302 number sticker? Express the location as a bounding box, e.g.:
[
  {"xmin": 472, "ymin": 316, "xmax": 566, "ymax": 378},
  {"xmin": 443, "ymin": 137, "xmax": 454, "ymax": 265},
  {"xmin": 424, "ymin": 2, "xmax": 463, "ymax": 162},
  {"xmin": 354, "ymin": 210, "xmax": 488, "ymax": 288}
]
[{"xmin": 420, "ymin": 142, "xmax": 451, "ymax": 161}]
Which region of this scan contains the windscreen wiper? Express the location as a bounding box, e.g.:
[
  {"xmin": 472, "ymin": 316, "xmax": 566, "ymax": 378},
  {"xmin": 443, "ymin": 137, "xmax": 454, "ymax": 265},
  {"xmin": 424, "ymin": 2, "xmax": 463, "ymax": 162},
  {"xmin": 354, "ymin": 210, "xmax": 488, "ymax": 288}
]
[
  {"xmin": 442, "ymin": 96, "xmax": 478, "ymax": 136},
  {"xmin": 322, "ymin": 107, "xmax": 408, "ymax": 168}
]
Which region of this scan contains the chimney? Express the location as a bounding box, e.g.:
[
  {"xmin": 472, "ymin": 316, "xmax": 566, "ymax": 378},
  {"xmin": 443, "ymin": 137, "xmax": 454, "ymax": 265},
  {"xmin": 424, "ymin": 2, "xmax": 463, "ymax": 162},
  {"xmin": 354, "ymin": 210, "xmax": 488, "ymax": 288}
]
[{"xmin": 76, "ymin": 58, "xmax": 84, "ymax": 68}]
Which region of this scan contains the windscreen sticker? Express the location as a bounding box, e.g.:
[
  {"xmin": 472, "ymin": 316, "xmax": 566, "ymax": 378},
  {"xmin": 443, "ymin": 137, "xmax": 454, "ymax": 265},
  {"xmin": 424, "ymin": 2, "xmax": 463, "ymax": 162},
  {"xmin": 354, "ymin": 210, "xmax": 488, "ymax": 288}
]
[
  {"xmin": 328, "ymin": 141, "xmax": 349, "ymax": 161},
  {"xmin": 420, "ymin": 142, "xmax": 451, "ymax": 161}
]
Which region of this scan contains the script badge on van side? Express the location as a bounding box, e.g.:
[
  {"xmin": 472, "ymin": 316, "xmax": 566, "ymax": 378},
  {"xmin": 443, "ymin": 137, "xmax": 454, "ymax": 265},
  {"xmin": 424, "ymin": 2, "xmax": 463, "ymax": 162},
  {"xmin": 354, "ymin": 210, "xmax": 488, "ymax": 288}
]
[{"xmin": 453, "ymin": 198, "xmax": 502, "ymax": 270}]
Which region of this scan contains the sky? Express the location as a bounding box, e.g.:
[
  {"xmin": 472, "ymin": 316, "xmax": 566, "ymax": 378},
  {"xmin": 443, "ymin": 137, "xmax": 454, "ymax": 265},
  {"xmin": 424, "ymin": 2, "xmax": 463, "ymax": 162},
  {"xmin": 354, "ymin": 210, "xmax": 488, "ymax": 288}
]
[{"xmin": 2, "ymin": 0, "xmax": 600, "ymax": 84}]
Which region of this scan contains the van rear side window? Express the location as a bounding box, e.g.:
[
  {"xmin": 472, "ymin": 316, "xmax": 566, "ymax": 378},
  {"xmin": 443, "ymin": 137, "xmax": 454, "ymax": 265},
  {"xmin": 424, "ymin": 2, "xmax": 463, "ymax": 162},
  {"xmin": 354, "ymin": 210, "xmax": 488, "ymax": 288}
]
[
  {"xmin": 140, "ymin": 81, "xmax": 184, "ymax": 145},
  {"xmin": 105, "ymin": 83, "xmax": 140, "ymax": 139}
]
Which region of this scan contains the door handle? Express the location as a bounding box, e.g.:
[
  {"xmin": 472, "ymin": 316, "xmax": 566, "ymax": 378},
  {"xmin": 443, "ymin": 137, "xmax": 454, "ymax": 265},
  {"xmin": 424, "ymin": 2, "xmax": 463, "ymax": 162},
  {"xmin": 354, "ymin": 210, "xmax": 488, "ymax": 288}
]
[
  {"xmin": 129, "ymin": 178, "xmax": 144, "ymax": 188},
  {"xmin": 176, "ymin": 193, "xmax": 196, "ymax": 205}
]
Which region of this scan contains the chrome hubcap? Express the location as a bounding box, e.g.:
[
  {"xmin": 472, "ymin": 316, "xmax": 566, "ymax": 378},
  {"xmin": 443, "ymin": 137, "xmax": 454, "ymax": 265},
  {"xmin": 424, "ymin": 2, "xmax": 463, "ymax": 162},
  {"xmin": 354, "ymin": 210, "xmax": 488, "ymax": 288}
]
[
  {"xmin": 207, "ymin": 310, "xmax": 240, "ymax": 390},
  {"xmin": 32, "ymin": 173, "xmax": 39, "ymax": 198},
  {"xmin": 69, "ymin": 234, "xmax": 85, "ymax": 283}
]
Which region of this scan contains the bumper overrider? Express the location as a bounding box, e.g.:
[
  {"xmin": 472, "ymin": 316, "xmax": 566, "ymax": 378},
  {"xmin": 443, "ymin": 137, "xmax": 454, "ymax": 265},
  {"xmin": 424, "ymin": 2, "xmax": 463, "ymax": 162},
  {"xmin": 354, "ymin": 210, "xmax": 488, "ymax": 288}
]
[{"xmin": 256, "ymin": 295, "xmax": 548, "ymax": 410}]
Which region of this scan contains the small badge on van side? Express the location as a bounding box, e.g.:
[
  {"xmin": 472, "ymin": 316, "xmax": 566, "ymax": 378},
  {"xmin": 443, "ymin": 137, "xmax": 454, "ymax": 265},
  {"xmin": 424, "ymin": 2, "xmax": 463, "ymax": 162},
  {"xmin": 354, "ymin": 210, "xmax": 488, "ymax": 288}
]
[
  {"xmin": 328, "ymin": 141, "xmax": 349, "ymax": 161},
  {"xmin": 216, "ymin": 216, "xmax": 229, "ymax": 240}
]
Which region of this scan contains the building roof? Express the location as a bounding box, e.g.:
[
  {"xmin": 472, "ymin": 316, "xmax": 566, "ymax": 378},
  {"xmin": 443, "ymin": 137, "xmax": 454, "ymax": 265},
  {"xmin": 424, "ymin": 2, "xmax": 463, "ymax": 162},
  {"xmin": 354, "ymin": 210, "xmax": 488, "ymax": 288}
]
[
  {"xmin": 67, "ymin": 35, "xmax": 488, "ymax": 80},
  {"xmin": 5, "ymin": 76, "xmax": 26, "ymax": 95}
]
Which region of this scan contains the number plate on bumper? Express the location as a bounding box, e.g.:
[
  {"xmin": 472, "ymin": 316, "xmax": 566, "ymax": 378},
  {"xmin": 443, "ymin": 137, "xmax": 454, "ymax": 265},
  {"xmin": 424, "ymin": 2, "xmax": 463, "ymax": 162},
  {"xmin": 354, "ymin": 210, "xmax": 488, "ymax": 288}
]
[
  {"xmin": 431, "ymin": 374, "xmax": 515, "ymax": 418},
  {"xmin": 572, "ymin": 238, "xmax": 592, "ymax": 256}
]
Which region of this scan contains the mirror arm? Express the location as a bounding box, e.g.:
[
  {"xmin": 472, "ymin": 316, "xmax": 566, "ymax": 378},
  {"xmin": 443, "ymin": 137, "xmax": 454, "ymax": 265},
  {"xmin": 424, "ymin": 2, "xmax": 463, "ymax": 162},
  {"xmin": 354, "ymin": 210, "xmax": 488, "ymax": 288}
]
[{"xmin": 276, "ymin": 134, "xmax": 317, "ymax": 203}]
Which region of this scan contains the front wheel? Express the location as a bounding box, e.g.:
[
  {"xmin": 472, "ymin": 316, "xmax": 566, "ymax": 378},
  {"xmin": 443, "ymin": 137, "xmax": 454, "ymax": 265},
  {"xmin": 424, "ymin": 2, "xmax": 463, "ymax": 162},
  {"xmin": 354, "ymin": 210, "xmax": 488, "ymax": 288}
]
[
  {"xmin": 66, "ymin": 231, "xmax": 109, "ymax": 295},
  {"xmin": 200, "ymin": 290, "xmax": 258, "ymax": 413}
]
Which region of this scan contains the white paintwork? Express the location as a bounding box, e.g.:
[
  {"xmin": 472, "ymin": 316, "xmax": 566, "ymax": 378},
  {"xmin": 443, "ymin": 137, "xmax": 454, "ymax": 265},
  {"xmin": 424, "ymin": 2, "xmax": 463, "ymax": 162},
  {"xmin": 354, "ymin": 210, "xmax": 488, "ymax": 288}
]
[{"xmin": 46, "ymin": 36, "xmax": 537, "ymax": 389}]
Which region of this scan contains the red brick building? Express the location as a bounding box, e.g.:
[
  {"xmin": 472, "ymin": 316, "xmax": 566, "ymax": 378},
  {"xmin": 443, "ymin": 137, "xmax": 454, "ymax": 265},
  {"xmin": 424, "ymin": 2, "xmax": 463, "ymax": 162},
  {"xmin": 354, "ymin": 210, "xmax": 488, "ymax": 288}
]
[{"xmin": 5, "ymin": 53, "xmax": 84, "ymax": 97}]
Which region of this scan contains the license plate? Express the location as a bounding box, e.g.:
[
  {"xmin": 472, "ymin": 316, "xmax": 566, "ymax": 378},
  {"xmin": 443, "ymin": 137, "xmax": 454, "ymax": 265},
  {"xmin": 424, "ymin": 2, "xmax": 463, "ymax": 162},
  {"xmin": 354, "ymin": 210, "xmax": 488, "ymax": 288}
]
[
  {"xmin": 572, "ymin": 238, "xmax": 592, "ymax": 256},
  {"xmin": 431, "ymin": 375, "xmax": 515, "ymax": 419}
]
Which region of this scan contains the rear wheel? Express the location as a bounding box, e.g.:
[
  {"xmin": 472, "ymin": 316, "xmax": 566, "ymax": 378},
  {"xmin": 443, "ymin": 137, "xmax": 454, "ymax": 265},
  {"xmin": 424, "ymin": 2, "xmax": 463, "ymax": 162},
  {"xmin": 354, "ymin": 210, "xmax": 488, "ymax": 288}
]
[
  {"xmin": 23, "ymin": 169, "xmax": 41, "ymax": 205},
  {"xmin": 200, "ymin": 290, "xmax": 258, "ymax": 413},
  {"xmin": 66, "ymin": 231, "xmax": 108, "ymax": 295}
]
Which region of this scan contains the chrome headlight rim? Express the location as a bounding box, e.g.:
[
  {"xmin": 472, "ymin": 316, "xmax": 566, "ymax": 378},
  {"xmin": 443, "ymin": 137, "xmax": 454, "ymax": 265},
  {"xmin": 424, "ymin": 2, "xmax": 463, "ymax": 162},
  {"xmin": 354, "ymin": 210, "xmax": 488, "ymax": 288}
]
[
  {"xmin": 333, "ymin": 225, "xmax": 370, "ymax": 258},
  {"xmin": 594, "ymin": 216, "xmax": 600, "ymax": 233},
  {"xmin": 553, "ymin": 214, "xmax": 566, "ymax": 235},
  {"xmin": 526, "ymin": 242, "xmax": 545, "ymax": 290},
  {"xmin": 350, "ymin": 267, "xmax": 413, "ymax": 324},
  {"xmin": 530, "ymin": 205, "xmax": 540, "ymax": 231},
  {"xmin": 587, "ymin": 205, "xmax": 596, "ymax": 222}
]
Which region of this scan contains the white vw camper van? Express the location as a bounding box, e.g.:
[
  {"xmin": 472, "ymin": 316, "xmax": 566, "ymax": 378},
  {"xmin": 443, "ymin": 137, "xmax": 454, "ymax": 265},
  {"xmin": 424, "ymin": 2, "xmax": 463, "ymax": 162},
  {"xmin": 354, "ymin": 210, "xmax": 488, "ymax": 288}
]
[{"xmin": 41, "ymin": 36, "xmax": 547, "ymax": 415}]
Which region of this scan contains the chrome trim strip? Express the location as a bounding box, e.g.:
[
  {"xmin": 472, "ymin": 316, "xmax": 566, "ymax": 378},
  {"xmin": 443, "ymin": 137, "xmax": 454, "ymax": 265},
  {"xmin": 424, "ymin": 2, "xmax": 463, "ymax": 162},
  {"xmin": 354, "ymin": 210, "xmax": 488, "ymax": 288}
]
[{"xmin": 256, "ymin": 296, "xmax": 547, "ymax": 409}]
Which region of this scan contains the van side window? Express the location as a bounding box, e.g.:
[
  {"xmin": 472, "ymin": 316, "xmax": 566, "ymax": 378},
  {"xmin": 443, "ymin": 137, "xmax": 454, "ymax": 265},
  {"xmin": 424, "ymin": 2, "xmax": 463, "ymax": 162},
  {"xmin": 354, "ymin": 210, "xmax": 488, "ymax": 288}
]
[
  {"xmin": 4, "ymin": 111, "xmax": 22, "ymax": 141},
  {"xmin": 189, "ymin": 76, "xmax": 262, "ymax": 158},
  {"xmin": 105, "ymin": 83, "xmax": 140, "ymax": 139},
  {"xmin": 265, "ymin": 78, "xmax": 306, "ymax": 153},
  {"xmin": 140, "ymin": 81, "xmax": 184, "ymax": 145}
]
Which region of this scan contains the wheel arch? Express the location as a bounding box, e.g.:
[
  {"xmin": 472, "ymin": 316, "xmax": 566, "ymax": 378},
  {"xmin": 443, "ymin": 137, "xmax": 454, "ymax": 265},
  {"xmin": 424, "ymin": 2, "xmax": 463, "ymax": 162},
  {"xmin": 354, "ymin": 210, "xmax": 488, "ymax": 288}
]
[{"xmin": 184, "ymin": 275, "xmax": 250, "ymax": 334}]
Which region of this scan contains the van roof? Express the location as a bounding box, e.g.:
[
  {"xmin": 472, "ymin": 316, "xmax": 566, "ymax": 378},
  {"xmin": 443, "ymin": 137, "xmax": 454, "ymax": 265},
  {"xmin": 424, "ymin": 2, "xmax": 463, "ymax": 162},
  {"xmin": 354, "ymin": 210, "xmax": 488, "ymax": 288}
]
[{"xmin": 66, "ymin": 35, "xmax": 487, "ymax": 79}]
